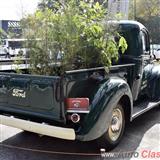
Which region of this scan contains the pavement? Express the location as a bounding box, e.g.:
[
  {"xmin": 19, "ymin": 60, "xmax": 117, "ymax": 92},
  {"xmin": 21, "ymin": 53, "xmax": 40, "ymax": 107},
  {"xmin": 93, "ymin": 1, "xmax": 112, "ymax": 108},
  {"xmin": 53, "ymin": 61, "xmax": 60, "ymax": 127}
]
[{"xmin": 0, "ymin": 107, "xmax": 160, "ymax": 160}]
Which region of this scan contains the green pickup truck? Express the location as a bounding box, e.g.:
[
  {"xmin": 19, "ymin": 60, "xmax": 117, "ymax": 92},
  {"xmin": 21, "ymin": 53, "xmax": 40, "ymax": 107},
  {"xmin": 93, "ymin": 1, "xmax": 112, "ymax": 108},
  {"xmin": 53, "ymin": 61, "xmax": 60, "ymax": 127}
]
[{"xmin": 0, "ymin": 20, "xmax": 160, "ymax": 150}]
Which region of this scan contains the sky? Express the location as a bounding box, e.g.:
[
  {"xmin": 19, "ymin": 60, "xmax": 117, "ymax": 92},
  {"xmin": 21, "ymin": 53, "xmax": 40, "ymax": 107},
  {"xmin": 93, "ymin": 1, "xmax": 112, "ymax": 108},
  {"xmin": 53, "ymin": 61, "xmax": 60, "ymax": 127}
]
[{"xmin": 0, "ymin": 0, "xmax": 40, "ymax": 20}]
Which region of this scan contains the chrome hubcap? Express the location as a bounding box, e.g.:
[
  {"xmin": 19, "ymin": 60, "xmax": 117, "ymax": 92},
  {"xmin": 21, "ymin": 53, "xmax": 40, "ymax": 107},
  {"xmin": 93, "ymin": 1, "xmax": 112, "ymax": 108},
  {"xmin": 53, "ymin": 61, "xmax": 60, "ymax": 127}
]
[{"xmin": 108, "ymin": 108, "xmax": 123, "ymax": 142}]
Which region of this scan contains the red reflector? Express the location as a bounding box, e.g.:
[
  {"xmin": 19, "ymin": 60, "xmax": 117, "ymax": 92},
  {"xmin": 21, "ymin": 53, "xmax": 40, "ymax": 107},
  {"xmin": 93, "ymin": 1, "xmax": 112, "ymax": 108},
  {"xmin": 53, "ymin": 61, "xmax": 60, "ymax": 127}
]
[{"xmin": 66, "ymin": 98, "xmax": 89, "ymax": 112}]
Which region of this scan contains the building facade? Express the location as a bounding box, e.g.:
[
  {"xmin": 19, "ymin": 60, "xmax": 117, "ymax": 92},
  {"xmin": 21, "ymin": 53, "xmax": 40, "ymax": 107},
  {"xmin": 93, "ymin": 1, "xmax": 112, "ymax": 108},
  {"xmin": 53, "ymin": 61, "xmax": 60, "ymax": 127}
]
[{"xmin": 0, "ymin": 20, "xmax": 21, "ymax": 38}]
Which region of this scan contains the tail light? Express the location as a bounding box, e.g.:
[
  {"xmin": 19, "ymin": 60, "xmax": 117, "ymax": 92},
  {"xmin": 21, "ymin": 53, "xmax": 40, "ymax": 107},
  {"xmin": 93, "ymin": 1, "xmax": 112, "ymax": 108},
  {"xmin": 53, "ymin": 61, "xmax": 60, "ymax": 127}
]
[{"xmin": 66, "ymin": 98, "xmax": 89, "ymax": 113}]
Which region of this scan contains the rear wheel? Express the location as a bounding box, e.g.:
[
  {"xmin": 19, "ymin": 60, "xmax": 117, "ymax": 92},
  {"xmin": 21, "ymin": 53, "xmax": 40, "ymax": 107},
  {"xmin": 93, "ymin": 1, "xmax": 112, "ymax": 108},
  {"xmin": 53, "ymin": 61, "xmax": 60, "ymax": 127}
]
[{"xmin": 98, "ymin": 104, "xmax": 125, "ymax": 150}]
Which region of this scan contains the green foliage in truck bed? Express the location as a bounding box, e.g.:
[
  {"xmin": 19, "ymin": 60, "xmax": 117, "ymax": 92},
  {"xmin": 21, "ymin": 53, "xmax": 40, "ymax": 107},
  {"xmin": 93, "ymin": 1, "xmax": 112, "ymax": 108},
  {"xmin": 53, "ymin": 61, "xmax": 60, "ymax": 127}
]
[{"xmin": 22, "ymin": 0, "xmax": 127, "ymax": 76}]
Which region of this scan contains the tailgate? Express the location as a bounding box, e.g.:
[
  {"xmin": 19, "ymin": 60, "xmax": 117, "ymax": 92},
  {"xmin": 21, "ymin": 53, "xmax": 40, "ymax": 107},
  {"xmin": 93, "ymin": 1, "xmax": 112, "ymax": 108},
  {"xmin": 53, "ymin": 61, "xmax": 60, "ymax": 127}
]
[{"xmin": 0, "ymin": 73, "xmax": 65, "ymax": 123}]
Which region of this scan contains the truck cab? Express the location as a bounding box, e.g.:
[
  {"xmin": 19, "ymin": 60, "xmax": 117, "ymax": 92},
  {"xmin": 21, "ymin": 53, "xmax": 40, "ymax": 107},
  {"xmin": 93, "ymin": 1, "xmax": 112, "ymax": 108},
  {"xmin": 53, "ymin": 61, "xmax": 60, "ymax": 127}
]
[
  {"xmin": 118, "ymin": 21, "xmax": 160, "ymax": 104},
  {"xmin": 0, "ymin": 21, "xmax": 160, "ymax": 150},
  {"xmin": 118, "ymin": 21, "xmax": 152, "ymax": 101}
]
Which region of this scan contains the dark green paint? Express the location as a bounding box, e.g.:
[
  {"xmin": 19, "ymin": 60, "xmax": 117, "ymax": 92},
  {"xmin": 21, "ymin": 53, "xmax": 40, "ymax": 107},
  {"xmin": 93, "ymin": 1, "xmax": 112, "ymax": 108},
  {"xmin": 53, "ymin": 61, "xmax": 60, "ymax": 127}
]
[
  {"xmin": 0, "ymin": 73, "xmax": 64, "ymax": 123},
  {"xmin": 76, "ymin": 77, "xmax": 132, "ymax": 141}
]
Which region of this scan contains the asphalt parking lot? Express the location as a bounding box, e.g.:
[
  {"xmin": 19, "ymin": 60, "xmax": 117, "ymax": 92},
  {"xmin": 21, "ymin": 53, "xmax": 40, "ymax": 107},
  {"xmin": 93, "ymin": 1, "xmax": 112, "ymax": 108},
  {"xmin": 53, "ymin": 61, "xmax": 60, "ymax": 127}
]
[{"xmin": 0, "ymin": 107, "xmax": 160, "ymax": 160}]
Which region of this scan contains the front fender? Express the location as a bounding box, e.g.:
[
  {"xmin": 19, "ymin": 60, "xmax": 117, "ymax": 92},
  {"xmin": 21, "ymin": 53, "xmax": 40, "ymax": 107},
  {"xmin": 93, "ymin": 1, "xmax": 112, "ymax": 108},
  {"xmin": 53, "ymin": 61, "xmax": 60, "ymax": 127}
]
[
  {"xmin": 143, "ymin": 63, "xmax": 160, "ymax": 99},
  {"xmin": 77, "ymin": 77, "xmax": 133, "ymax": 141}
]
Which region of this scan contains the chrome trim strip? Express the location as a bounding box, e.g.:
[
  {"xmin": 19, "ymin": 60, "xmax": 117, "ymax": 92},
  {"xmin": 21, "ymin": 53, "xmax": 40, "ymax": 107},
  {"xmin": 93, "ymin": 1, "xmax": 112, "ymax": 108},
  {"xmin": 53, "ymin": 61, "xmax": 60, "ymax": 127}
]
[{"xmin": 67, "ymin": 110, "xmax": 90, "ymax": 113}]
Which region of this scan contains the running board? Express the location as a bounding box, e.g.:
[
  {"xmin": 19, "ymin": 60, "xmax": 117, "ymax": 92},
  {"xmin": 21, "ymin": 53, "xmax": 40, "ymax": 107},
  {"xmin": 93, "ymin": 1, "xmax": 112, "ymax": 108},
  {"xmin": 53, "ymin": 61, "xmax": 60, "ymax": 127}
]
[
  {"xmin": 132, "ymin": 100, "xmax": 160, "ymax": 120},
  {"xmin": 0, "ymin": 115, "xmax": 76, "ymax": 140}
]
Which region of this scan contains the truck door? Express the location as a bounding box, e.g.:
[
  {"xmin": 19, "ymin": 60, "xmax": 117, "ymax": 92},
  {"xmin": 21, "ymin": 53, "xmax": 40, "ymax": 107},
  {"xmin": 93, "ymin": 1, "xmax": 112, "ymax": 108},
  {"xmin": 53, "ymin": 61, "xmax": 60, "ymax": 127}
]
[
  {"xmin": 133, "ymin": 29, "xmax": 151, "ymax": 100},
  {"xmin": 140, "ymin": 29, "xmax": 151, "ymax": 89}
]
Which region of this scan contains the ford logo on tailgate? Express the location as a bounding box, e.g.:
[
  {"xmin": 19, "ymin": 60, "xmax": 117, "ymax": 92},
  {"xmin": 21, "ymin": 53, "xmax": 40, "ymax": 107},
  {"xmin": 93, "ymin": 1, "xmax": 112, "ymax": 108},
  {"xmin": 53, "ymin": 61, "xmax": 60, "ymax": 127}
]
[{"xmin": 12, "ymin": 89, "xmax": 26, "ymax": 98}]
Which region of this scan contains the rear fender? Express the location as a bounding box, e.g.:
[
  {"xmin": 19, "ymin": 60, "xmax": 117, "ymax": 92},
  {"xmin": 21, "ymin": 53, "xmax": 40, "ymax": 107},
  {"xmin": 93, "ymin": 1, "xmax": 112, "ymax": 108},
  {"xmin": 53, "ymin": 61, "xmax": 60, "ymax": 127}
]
[{"xmin": 77, "ymin": 77, "xmax": 133, "ymax": 141}]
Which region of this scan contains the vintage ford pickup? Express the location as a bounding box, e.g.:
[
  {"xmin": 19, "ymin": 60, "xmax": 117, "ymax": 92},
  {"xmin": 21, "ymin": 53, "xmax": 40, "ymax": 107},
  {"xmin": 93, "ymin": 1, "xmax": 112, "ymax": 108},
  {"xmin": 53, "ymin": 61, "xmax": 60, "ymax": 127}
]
[{"xmin": 0, "ymin": 21, "xmax": 160, "ymax": 150}]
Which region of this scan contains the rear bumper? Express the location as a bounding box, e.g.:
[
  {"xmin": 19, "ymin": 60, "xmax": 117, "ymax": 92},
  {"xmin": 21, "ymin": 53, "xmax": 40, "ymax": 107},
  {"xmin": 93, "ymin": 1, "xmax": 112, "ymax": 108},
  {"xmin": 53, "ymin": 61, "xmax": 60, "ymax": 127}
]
[{"xmin": 0, "ymin": 115, "xmax": 76, "ymax": 140}]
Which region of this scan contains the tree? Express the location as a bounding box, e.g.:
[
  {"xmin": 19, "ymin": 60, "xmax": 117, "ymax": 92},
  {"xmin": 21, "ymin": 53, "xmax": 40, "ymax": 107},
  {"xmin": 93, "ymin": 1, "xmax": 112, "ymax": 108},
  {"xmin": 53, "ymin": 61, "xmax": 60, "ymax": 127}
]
[
  {"xmin": 22, "ymin": 0, "xmax": 127, "ymax": 75},
  {"xmin": 38, "ymin": 0, "xmax": 107, "ymax": 11},
  {"xmin": 0, "ymin": 29, "xmax": 7, "ymax": 44},
  {"xmin": 132, "ymin": 0, "xmax": 160, "ymax": 43},
  {"xmin": 38, "ymin": 0, "xmax": 64, "ymax": 12},
  {"xmin": 136, "ymin": 0, "xmax": 160, "ymax": 19},
  {"xmin": 137, "ymin": 16, "xmax": 160, "ymax": 44}
]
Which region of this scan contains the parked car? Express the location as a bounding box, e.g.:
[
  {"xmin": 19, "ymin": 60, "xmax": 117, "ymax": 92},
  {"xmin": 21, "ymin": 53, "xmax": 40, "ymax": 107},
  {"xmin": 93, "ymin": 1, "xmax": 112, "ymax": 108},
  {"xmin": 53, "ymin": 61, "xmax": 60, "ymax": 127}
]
[{"xmin": 154, "ymin": 49, "xmax": 160, "ymax": 60}]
